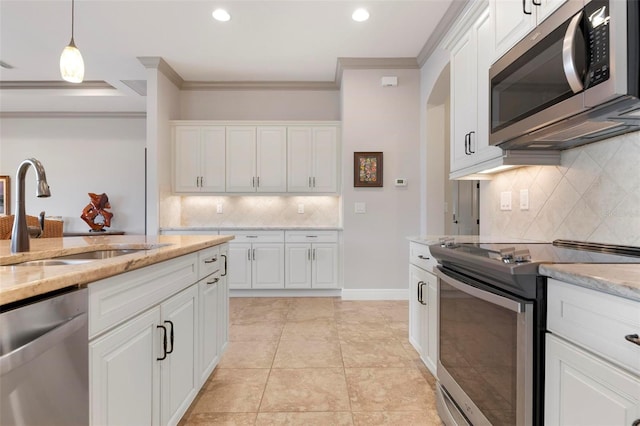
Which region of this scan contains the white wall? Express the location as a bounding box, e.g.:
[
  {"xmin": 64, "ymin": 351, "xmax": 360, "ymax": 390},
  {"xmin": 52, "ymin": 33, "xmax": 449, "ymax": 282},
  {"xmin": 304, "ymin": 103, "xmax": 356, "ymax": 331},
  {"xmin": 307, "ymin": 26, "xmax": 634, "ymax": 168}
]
[
  {"xmin": 0, "ymin": 117, "xmax": 146, "ymax": 234},
  {"xmin": 480, "ymin": 132, "xmax": 640, "ymax": 245},
  {"xmin": 340, "ymin": 68, "xmax": 421, "ymax": 296},
  {"xmin": 180, "ymin": 90, "xmax": 340, "ymax": 120}
]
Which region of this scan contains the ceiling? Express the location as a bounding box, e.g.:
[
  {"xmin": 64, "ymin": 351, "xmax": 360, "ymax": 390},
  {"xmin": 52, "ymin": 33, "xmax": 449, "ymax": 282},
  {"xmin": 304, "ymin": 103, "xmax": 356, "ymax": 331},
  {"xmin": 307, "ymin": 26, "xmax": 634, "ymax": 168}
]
[{"xmin": 0, "ymin": 0, "xmax": 461, "ymax": 114}]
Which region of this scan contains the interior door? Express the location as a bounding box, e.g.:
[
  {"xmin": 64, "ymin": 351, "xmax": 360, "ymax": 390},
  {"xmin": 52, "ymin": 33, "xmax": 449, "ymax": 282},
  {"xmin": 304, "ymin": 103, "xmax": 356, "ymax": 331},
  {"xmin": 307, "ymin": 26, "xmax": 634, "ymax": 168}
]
[{"xmin": 450, "ymin": 180, "xmax": 480, "ymax": 235}]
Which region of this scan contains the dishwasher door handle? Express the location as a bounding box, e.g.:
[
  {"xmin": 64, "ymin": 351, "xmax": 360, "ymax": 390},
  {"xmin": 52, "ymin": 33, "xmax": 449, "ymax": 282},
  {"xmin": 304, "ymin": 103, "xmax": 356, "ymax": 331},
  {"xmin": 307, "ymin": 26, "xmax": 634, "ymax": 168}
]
[{"xmin": 0, "ymin": 313, "xmax": 87, "ymax": 375}]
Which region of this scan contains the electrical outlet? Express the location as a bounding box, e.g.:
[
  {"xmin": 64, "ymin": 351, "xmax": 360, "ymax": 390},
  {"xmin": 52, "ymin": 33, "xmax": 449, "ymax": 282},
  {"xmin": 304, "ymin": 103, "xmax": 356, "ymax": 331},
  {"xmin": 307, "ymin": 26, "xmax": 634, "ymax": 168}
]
[
  {"xmin": 520, "ymin": 189, "xmax": 529, "ymax": 210},
  {"xmin": 297, "ymin": 204, "xmax": 304, "ymax": 214},
  {"xmin": 355, "ymin": 202, "xmax": 366, "ymax": 214},
  {"xmin": 500, "ymin": 192, "xmax": 512, "ymax": 211},
  {"xmin": 216, "ymin": 203, "xmax": 223, "ymax": 214}
]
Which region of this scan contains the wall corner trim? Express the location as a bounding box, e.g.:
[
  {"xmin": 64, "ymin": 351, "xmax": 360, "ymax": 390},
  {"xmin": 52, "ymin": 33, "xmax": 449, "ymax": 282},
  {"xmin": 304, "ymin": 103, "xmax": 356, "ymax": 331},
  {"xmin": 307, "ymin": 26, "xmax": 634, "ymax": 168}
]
[{"xmin": 137, "ymin": 56, "xmax": 185, "ymax": 89}]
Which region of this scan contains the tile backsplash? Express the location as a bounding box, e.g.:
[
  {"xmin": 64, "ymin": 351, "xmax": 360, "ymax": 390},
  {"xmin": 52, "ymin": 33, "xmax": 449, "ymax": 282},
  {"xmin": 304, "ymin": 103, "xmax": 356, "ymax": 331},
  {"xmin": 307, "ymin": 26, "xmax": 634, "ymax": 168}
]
[
  {"xmin": 160, "ymin": 195, "xmax": 340, "ymax": 228},
  {"xmin": 482, "ymin": 132, "xmax": 640, "ymax": 246}
]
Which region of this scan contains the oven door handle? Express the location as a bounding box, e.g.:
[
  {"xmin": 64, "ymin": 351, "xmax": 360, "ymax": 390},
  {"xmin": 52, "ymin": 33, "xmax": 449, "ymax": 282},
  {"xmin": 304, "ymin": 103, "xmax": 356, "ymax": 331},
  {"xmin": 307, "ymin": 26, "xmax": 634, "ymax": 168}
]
[
  {"xmin": 434, "ymin": 268, "xmax": 529, "ymax": 313},
  {"xmin": 562, "ymin": 11, "xmax": 585, "ymax": 94}
]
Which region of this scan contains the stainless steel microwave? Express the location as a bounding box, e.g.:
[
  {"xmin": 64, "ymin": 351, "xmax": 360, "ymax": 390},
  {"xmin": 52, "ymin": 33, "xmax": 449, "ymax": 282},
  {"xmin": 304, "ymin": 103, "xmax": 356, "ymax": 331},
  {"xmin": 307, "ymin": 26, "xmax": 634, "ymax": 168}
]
[{"xmin": 490, "ymin": 0, "xmax": 640, "ymax": 150}]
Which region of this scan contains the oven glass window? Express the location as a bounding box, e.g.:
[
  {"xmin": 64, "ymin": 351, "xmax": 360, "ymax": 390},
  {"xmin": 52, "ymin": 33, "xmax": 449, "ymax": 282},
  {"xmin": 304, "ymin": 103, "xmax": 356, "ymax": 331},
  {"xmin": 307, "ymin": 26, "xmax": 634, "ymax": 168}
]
[
  {"xmin": 491, "ymin": 18, "xmax": 586, "ymax": 132},
  {"xmin": 440, "ymin": 281, "xmax": 518, "ymax": 425}
]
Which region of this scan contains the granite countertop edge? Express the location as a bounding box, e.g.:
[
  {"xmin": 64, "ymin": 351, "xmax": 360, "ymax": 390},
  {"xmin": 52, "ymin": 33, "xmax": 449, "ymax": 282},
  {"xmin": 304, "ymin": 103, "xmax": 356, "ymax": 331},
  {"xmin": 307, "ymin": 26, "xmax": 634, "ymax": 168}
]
[{"xmin": 0, "ymin": 235, "xmax": 234, "ymax": 306}]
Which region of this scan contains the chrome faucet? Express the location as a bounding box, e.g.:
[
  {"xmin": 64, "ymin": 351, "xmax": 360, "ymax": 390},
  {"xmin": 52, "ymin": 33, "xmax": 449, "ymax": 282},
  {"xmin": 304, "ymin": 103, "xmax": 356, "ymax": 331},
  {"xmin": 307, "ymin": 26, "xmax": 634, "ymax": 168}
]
[{"xmin": 11, "ymin": 158, "xmax": 51, "ymax": 253}]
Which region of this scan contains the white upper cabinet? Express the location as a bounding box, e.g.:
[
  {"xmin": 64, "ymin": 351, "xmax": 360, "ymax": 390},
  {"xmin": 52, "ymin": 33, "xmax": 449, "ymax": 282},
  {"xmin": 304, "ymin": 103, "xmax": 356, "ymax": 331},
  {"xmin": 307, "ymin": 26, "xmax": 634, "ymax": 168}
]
[
  {"xmin": 174, "ymin": 126, "xmax": 225, "ymax": 192},
  {"xmin": 449, "ymin": 5, "xmax": 503, "ymax": 178},
  {"xmin": 491, "ymin": 0, "xmax": 567, "ymax": 61},
  {"xmin": 225, "ymin": 126, "xmax": 258, "ymax": 192},
  {"xmin": 287, "ymin": 127, "xmax": 338, "ymax": 193}
]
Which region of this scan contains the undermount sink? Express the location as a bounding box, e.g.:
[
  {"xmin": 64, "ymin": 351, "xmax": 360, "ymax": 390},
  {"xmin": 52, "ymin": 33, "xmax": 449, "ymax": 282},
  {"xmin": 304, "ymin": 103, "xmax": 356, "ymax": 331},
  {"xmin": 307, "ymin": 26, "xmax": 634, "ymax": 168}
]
[{"xmin": 10, "ymin": 248, "xmax": 156, "ymax": 267}]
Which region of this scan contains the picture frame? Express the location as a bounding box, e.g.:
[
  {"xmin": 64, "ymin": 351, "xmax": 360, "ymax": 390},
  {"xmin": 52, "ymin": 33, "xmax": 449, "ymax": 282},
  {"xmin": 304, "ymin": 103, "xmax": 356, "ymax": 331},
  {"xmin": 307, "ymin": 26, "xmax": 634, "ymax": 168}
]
[
  {"xmin": 354, "ymin": 152, "xmax": 383, "ymax": 187},
  {"xmin": 0, "ymin": 175, "xmax": 9, "ymax": 215}
]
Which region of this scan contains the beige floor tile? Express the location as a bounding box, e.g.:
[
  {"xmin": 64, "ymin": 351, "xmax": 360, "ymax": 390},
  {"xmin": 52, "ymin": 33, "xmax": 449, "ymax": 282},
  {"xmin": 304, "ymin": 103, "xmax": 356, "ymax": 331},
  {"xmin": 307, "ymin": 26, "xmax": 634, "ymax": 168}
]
[
  {"xmin": 229, "ymin": 322, "xmax": 284, "ymax": 341},
  {"xmin": 341, "ymin": 339, "xmax": 414, "ymax": 368},
  {"xmin": 192, "ymin": 369, "xmax": 269, "ymax": 413},
  {"xmin": 287, "ymin": 306, "xmax": 335, "ymax": 321},
  {"xmin": 260, "ymin": 368, "xmax": 351, "ymax": 412},
  {"xmin": 337, "ymin": 321, "xmax": 396, "ymax": 341},
  {"xmin": 280, "ymin": 319, "xmax": 338, "ymax": 341},
  {"xmin": 255, "ymin": 412, "xmax": 354, "ymax": 425},
  {"xmin": 231, "ymin": 306, "xmax": 289, "ymax": 325},
  {"xmin": 218, "ymin": 341, "xmax": 277, "ymax": 368},
  {"xmin": 352, "ymin": 411, "xmax": 442, "ymax": 426},
  {"xmin": 273, "ymin": 338, "xmax": 343, "ymax": 368},
  {"xmin": 345, "ymin": 368, "xmax": 435, "ymax": 412},
  {"xmin": 388, "ymin": 321, "xmax": 409, "ymax": 341},
  {"xmin": 184, "ymin": 412, "xmax": 257, "ymax": 425}
]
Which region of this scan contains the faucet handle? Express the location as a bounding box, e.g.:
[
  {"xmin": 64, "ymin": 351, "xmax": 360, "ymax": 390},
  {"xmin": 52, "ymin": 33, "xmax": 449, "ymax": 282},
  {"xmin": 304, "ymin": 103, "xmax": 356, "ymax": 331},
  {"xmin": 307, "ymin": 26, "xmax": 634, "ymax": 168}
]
[
  {"xmin": 27, "ymin": 225, "xmax": 42, "ymax": 238},
  {"xmin": 39, "ymin": 211, "xmax": 45, "ymax": 230}
]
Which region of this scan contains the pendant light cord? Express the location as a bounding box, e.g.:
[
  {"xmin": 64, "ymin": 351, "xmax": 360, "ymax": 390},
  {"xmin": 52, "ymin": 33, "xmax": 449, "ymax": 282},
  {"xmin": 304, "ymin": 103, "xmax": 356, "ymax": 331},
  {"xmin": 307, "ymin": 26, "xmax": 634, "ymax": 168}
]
[{"xmin": 70, "ymin": 0, "xmax": 75, "ymax": 45}]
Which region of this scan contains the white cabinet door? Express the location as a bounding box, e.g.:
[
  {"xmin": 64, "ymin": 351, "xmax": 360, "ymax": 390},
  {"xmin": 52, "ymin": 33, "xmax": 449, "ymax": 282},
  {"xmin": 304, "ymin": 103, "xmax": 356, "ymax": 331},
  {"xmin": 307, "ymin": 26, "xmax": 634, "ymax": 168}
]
[
  {"xmin": 198, "ymin": 274, "xmax": 219, "ymax": 386},
  {"xmin": 227, "ymin": 243, "xmax": 252, "ymax": 289},
  {"xmin": 409, "ymin": 265, "xmax": 426, "ymax": 355},
  {"xmin": 425, "ymin": 272, "xmax": 439, "ymax": 375},
  {"xmin": 285, "ymin": 243, "xmax": 312, "ymax": 289},
  {"xmin": 287, "ymin": 128, "xmax": 314, "ymax": 192},
  {"xmin": 226, "ymin": 126, "xmax": 257, "ymax": 192},
  {"xmin": 491, "ymin": 0, "xmax": 536, "ymax": 61},
  {"xmin": 174, "ymin": 127, "xmax": 202, "ymax": 192},
  {"xmin": 312, "ymin": 243, "xmax": 338, "ymax": 289},
  {"xmin": 252, "ymin": 244, "xmax": 285, "ymax": 289},
  {"xmin": 90, "ymin": 307, "xmax": 161, "ymax": 426},
  {"xmin": 217, "ymin": 245, "xmax": 229, "ymax": 355},
  {"xmin": 200, "ymin": 127, "xmax": 226, "ymax": 192},
  {"xmin": 160, "ymin": 285, "xmax": 199, "ymax": 426},
  {"xmin": 311, "ymin": 127, "xmax": 338, "ymax": 193},
  {"xmin": 545, "ymin": 334, "xmax": 640, "ymax": 426},
  {"xmin": 256, "ymin": 126, "xmax": 287, "ymax": 192}
]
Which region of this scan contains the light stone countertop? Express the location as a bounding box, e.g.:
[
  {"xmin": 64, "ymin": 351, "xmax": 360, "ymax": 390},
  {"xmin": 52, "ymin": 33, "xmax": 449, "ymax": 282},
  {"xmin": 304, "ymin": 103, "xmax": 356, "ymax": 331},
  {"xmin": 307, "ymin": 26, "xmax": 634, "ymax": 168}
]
[
  {"xmin": 407, "ymin": 235, "xmax": 544, "ymax": 245},
  {"xmin": 162, "ymin": 226, "xmax": 343, "ymax": 232},
  {"xmin": 0, "ymin": 234, "xmax": 234, "ymax": 306},
  {"xmin": 540, "ymin": 264, "xmax": 640, "ymax": 302}
]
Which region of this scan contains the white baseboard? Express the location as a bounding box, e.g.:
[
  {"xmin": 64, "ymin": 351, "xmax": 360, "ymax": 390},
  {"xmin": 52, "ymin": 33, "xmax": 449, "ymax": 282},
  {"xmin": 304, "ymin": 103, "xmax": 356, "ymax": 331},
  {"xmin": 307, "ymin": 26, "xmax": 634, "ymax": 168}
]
[
  {"xmin": 340, "ymin": 288, "xmax": 409, "ymax": 300},
  {"xmin": 230, "ymin": 289, "xmax": 343, "ymax": 298}
]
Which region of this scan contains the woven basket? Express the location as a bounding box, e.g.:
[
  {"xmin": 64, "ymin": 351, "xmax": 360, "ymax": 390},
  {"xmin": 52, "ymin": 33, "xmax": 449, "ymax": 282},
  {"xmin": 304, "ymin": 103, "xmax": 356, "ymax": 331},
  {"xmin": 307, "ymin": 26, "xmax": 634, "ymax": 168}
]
[{"xmin": 0, "ymin": 215, "xmax": 64, "ymax": 239}]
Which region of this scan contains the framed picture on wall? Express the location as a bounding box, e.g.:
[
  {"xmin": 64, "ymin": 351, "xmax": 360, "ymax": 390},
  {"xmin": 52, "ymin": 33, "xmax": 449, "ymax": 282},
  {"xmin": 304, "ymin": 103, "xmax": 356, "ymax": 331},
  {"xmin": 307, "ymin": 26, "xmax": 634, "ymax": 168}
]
[
  {"xmin": 0, "ymin": 175, "xmax": 9, "ymax": 215},
  {"xmin": 354, "ymin": 152, "xmax": 383, "ymax": 187}
]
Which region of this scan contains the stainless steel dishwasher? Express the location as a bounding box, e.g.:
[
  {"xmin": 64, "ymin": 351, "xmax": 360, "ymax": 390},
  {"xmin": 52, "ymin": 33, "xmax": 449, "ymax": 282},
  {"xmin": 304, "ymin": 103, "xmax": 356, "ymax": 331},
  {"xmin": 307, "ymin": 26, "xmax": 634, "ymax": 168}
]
[{"xmin": 0, "ymin": 287, "xmax": 88, "ymax": 425}]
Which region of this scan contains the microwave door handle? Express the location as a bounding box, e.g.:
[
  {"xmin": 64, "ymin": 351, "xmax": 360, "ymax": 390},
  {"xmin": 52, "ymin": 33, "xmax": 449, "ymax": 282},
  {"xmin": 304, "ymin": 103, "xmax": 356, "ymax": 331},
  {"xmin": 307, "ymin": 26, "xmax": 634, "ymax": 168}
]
[{"xmin": 562, "ymin": 11, "xmax": 585, "ymax": 93}]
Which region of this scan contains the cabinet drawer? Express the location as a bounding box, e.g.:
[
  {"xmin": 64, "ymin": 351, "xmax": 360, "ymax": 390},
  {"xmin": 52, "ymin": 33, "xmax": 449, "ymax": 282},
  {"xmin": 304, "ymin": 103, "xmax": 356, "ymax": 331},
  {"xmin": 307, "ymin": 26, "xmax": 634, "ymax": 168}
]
[
  {"xmin": 409, "ymin": 242, "xmax": 437, "ymax": 272},
  {"xmin": 547, "ymin": 279, "xmax": 640, "ymax": 376},
  {"xmin": 223, "ymin": 230, "xmax": 284, "ymax": 243},
  {"xmin": 198, "ymin": 246, "xmax": 220, "ymax": 280},
  {"xmin": 89, "ymin": 253, "xmax": 198, "ymax": 339},
  {"xmin": 285, "ymin": 230, "xmax": 338, "ymax": 243}
]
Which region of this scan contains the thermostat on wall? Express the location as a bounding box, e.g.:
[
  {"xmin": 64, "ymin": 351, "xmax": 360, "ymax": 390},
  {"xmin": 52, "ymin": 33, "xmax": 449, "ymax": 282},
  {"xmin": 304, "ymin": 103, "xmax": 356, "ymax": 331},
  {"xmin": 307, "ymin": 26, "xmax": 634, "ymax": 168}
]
[{"xmin": 395, "ymin": 178, "xmax": 407, "ymax": 186}]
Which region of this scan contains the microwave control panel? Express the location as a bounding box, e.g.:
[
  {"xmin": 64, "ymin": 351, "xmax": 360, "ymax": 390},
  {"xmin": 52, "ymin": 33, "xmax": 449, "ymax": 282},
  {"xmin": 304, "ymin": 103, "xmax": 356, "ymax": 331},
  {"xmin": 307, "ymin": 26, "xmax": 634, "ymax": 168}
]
[{"xmin": 585, "ymin": 1, "xmax": 610, "ymax": 88}]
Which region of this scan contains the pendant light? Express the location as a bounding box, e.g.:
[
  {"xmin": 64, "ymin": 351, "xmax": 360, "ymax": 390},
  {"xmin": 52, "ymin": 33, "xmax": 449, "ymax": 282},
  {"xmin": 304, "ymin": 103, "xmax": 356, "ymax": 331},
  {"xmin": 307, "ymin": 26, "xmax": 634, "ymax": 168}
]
[{"xmin": 60, "ymin": 0, "xmax": 84, "ymax": 83}]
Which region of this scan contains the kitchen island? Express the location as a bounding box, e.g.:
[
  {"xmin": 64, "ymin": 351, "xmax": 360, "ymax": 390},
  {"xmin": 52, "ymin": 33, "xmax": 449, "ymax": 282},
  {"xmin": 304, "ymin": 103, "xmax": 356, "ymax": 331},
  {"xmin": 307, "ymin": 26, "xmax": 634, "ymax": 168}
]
[{"xmin": 0, "ymin": 234, "xmax": 233, "ymax": 306}]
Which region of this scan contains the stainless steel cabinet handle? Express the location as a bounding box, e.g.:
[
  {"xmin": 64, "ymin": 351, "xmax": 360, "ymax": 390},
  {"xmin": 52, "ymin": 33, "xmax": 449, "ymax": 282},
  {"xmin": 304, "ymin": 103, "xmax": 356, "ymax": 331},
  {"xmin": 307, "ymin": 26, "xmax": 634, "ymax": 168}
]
[
  {"xmin": 200, "ymin": 176, "xmax": 204, "ymax": 187},
  {"xmin": 0, "ymin": 313, "xmax": 86, "ymax": 374},
  {"xmin": 312, "ymin": 249, "xmax": 316, "ymax": 260},
  {"xmin": 204, "ymin": 256, "xmax": 217, "ymax": 264},
  {"xmin": 308, "ymin": 248, "xmax": 311, "ymax": 260},
  {"xmin": 252, "ymin": 177, "xmax": 255, "ymax": 187},
  {"xmin": 464, "ymin": 133, "xmax": 471, "ymax": 155},
  {"xmin": 157, "ymin": 324, "xmax": 168, "ymax": 361},
  {"xmin": 247, "ymin": 248, "xmax": 251, "ymax": 260},
  {"xmin": 522, "ymin": 0, "xmax": 532, "ymax": 15},
  {"xmin": 532, "ymin": 0, "xmax": 541, "ymax": 6},
  {"xmin": 207, "ymin": 277, "xmax": 220, "ymax": 285},
  {"xmin": 417, "ymin": 280, "xmax": 425, "ymax": 304},
  {"xmin": 246, "ymin": 235, "xmax": 258, "ymax": 238},
  {"xmin": 257, "ymin": 176, "xmax": 260, "ymax": 187},
  {"xmin": 252, "ymin": 248, "xmax": 256, "ymax": 260},
  {"xmin": 468, "ymin": 131, "xmax": 475, "ymax": 154},
  {"xmin": 165, "ymin": 320, "xmax": 175, "ymax": 355},
  {"xmin": 308, "ymin": 177, "xmax": 312, "ymax": 188},
  {"xmin": 419, "ymin": 282, "xmax": 427, "ymax": 306},
  {"xmin": 313, "ymin": 177, "xmax": 316, "ymax": 187},
  {"xmin": 625, "ymin": 334, "xmax": 640, "ymax": 346},
  {"xmin": 562, "ymin": 11, "xmax": 585, "ymax": 93},
  {"xmin": 418, "ymin": 255, "xmax": 430, "ymax": 260}
]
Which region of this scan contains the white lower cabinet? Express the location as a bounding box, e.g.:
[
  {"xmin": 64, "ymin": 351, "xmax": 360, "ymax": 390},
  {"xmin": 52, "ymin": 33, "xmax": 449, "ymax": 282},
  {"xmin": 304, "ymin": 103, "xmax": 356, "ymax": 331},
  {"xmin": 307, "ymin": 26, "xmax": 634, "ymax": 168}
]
[
  {"xmin": 227, "ymin": 231, "xmax": 285, "ymax": 289},
  {"xmin": 545, "ymin": 279, "xmax": 640, "ymax": 426},
  {"xmin": 285, "ymin": 231, "xmax": 339, "ymax": 289},
  {"xmin": 89, "ymin": 246, "xmax": 229, "ymax": 426},
  {"xmin": 408, "ymin": 242, "xmax": 439, "ymax": 376}
]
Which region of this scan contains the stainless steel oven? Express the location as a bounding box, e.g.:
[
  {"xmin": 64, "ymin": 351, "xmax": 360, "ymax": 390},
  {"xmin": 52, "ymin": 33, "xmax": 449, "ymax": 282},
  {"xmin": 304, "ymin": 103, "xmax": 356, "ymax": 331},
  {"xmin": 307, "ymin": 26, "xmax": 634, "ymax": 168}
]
[
  {"xmin": 490, "ymin": 0, "xmax": 640, "ymax": 150},
  {"xmin": 435, "ymin": 267, "xmax": 535, "ymax": 426}
]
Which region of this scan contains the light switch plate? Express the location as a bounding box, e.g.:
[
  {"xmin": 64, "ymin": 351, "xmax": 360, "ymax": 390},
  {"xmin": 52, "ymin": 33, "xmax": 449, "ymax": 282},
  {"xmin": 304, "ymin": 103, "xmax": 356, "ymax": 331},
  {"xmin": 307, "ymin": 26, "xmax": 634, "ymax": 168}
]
[
  {"xmin": 216, "ymin": 203, "xmax": 223, "ymax": 214},
  {"xmin": 355, "ymin": 202, "xmax": 366, "ymax": 214},
  {"xmin": 500, "ymin": 192, "xmax": 512, "ymax": 211},
  {"xmin": 520, "ymin": 189, "xmax": 529, "ymax": 210}
]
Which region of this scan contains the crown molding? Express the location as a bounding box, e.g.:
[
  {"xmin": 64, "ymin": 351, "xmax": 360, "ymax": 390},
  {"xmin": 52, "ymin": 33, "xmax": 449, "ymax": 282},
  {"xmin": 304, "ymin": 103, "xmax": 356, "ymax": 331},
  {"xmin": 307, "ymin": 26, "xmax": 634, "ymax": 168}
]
[
  {"xmin": 417, "ymin": 0, "xmax": 471, "ymax": 67},
  {"xmin": 0, "ymin": 111, "xmax": 146, "ymax": 119},
  {"xmin": 0, "ymin": 80, "xmax": 115, "ymax": 90},
  {"xmin": 137, "ymin": 56, "xmax": 184, "ymax": 89},
  {"xmin": 334, "ymin": 57, "xmax": 419, "ymax": 87},
  {"xmin": 182, "ymin": 81, "xmax": 338, "ymax": 91}
]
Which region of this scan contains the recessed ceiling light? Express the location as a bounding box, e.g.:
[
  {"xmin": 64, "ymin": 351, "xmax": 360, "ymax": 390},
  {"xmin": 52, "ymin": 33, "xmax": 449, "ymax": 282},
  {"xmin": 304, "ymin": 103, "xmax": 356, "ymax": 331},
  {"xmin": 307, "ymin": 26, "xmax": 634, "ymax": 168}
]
[
  {"xmin": 212, "ymin": 8, "xmax": 231, "ymax": 22},
  {"xmin": 352, "ymin": 8, "xmax": 369, "ymax": 22}
]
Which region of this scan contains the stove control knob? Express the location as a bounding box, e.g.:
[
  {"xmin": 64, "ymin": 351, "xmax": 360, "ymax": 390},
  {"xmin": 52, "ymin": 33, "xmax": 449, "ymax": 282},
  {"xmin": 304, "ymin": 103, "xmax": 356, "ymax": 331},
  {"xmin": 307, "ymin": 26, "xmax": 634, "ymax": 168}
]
[
  {"xmin": 499, "ymin": 247, "xmax": 515, "ymax": 263},
  {"xmin": 513, "ymin": 249, "xmax": 531, "ymax": 263},
  {"xmin": 439, "ymin": 237, "xmax": 455, "ymax": 248}
]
